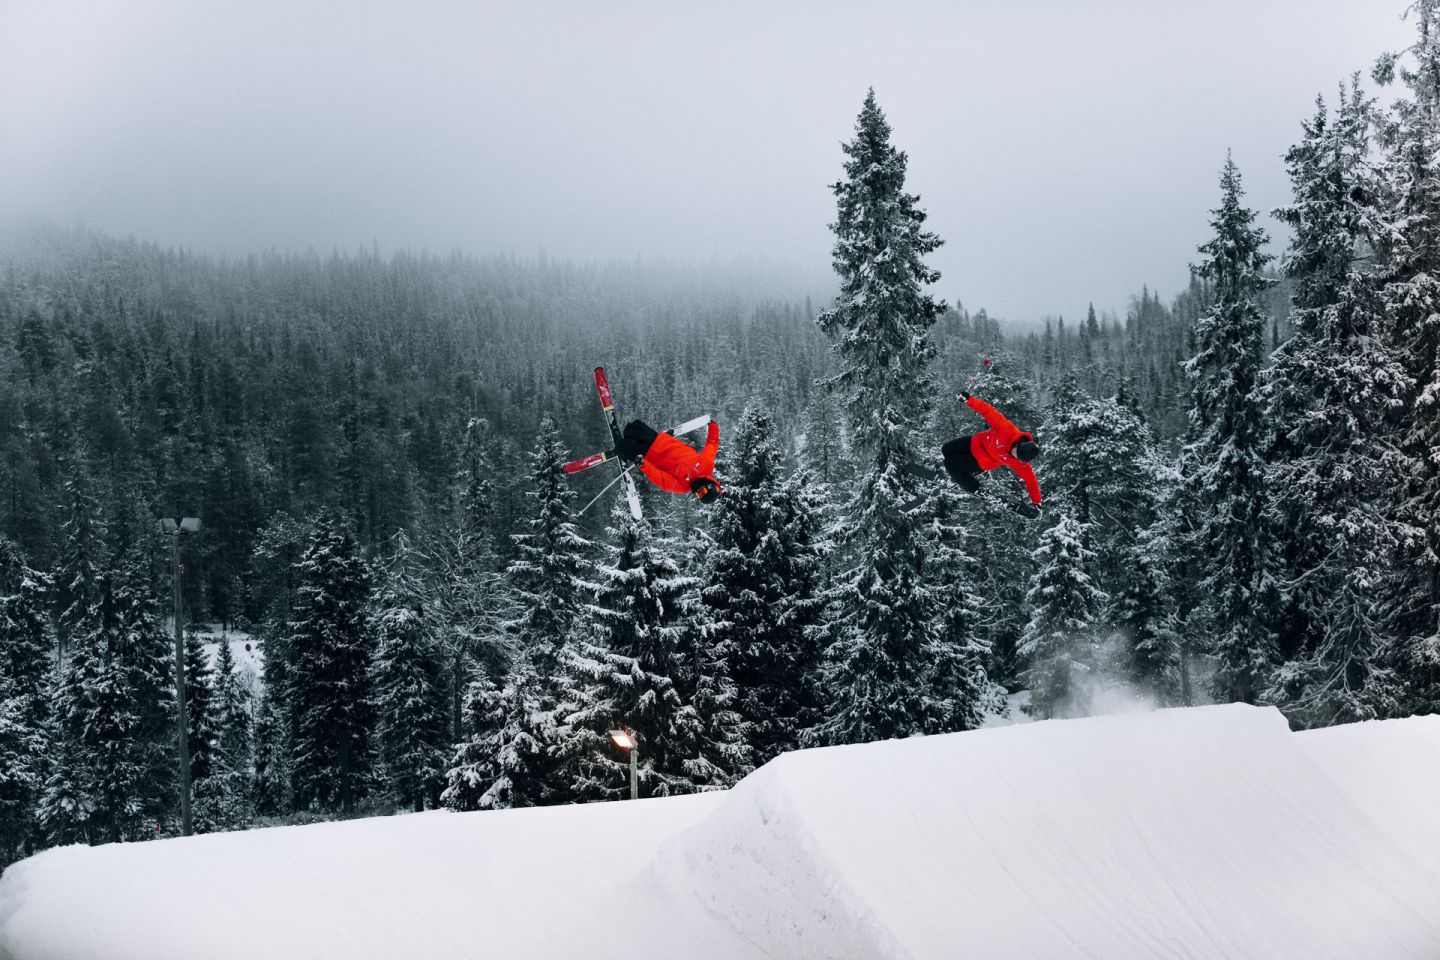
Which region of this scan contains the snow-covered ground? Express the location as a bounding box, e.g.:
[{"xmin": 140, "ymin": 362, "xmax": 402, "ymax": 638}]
[{"xmin": 2, "ymin": 704, "xmax": 1437, "ymax": 960}]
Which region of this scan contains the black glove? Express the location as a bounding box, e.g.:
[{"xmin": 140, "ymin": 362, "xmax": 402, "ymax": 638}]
[{"xmin": 959, "ymin": 391, "xmax": 971, "ymax": 401}]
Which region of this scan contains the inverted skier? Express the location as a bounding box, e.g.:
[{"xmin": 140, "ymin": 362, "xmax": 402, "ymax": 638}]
[
  {"xmin": 619, "ymin": 419, "xmax": 723, "ymax": 503},
  {"xmin": 940, "ymin": 392, "xmax": 1042, "ymax": 516}
]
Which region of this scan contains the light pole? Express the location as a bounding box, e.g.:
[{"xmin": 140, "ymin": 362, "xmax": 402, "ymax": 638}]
[
  {"xmin": 609, "ymin": 729, "xmax": 638, "ymax": 800},
  {"xmin": 159, "ymin": 516, "xmax": 201, "ymax": 836}
]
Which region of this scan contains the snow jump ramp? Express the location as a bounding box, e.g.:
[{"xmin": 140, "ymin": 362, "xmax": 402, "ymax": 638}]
[{"xmin": 2, "ymin": 704, "xmax": 1437, "ymax": 959}]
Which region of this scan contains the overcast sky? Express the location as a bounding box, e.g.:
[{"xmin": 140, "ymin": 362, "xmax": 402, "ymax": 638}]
[{"xmin": 0, "ymin": 0, "xmax": 1415, "ymax": 324}]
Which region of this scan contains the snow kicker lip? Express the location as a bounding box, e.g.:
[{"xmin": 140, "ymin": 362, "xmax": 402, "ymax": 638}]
[{"xmin": 663, "ymin": 704, "xmax": 1440, "ymax": 960}]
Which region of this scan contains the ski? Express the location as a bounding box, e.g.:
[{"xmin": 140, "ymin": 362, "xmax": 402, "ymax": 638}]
[
  {"xmin": 897, "ymin": 463, "xmax": 941, "ymax": 516},
  {"xmin": 668, "ymin": 414, "xmax": 711, "ymax": 437},
  {"xmin": 562, "ymin": 450, "xmax": 615, "ymax": 474},
  {"xmin": 593, "ymin": 366, "xmax": 644, "ymax": 521}
]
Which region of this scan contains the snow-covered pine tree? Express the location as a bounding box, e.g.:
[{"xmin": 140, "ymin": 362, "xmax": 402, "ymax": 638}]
[
  {"xmin": 0, "ymin": 540, "xmax": 51, "ymax": 860},
  {"xmin": 435, "ymin": 416, "xmax": 507, "ymax": 742},
  {"xmin": 114, "ymin": 555, "xmax": 180, "ymax": 835},
  {"xmin": 810, "ymin": 89, "xmax": 952, "ymax": 745},
  {"xmin": 1043, "ymin": 389, "xmax": 1161, "ymax": 596},
  {"xmin": 207, "ymin": 638, "xmax": 254, "ymax": 829},
  {"xmin": 1111, "ymin": 507, "xmax": 1185, "ymax": 705},
  {"xmin": 0, "ymin": 675, "xmax": 44, "ymax": 866},
  {"xmin": 921, "ymin": 484, "xmax": 1002, "ymax": 730},
  {"xmin": 54, "ymin": 462, "xmax": 104, "ymax": 660},
  {"xmin": 286, "ymin": 514, "xmax": 375, "ymax": 813},
  {"xmin": 1019, "ymin": 510, "xmax": 1108, "ymax": 719},
  {"xmin": 567, "ymin": 500, "xmax": 709, "ymax": 801},
  {"xmin": 183, "ymin": 631, "xmax": 224, "ymax": 831},
  {"xmin": 1372, "ymin": 7, "xmax": 1440, "ymax": 714},
  {"xmin": 445, "ymin": 419, "xmax": 590, "ymax": 811},
  {"xmin": 1262, "ymin": 82, "xmax": 1411, "ymax": 727},
  {"xmin": 250, "ymin": 690, "xmax": 288, "ymax": 817},
  {"xmin": 1183, "ymin": 154, "xmax": 1277, "ymax": 705},
  {"xmin": 372, "ymin": 530, "xmax": 449, "ymax": 811},
  {"xmin": 0, "ymin": 539, "xmax": 55, "ymax": 730},
  {"xmin": 700, "ymin": 403, "xmax": 826, "ymax": 768},
  {"xmin": 802, "ymin": 388, "xmax": 851, "ymax": 490},
  {"xmin": 44, "ymin": 574, "xmax": 145, "ymax": 844}
]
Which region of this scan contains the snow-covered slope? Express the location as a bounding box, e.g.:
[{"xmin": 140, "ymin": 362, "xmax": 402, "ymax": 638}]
[{"xmin": 3, "ymin": 705, "xmax": 1437, "ymax": 960}]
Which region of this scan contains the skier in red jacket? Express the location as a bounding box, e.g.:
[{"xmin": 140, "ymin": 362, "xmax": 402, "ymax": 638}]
[
  {"xmin": 620, "ymin": 419, "xmax": 723, "ymax": 502},
  {"xmin": 942, "ymin": 393, "xmax": 1042, "ymax": 510}
]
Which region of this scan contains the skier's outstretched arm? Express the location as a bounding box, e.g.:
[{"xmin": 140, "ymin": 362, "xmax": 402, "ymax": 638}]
[
  {"xmin": 965, "ymin": 396, "xmax": 1017, "ymax": 433},
  {"xmin": 697, "ymin": 420, "xmax": 720, "ymax": 476},
  {"xmin": 1009, "ymin": 462, "xmax": 1043, "ymax": 506}
]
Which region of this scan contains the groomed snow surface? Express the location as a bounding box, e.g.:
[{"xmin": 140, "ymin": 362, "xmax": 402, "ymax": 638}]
[{"xmin": 2, "ymin": 704, "xmax": 1437, "ymax": 959}]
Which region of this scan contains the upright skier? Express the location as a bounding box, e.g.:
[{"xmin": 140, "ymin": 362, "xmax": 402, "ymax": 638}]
[
  {"xmin": 941, "ymin": 392, "xmax": 1042, "ymax": 510},
  {"xmin": 620, "ymin": 419, "xmax": 723, "ymax": 502}
]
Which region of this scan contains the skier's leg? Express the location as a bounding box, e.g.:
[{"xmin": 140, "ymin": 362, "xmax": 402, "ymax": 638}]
[
  {"xmin": 942, "ymin": 436, "xmax": 983, "ymax": 493},
  {"xmin": 941, "ymin": 436, "xmax": 971, "ymax": 460},
  {"xmin": 621, "ymin": 420, "xmax": 658, "ymax": 460},
  {"xmin": 952, "ymin": 470, "xmax": 981, "ymax": 494}
]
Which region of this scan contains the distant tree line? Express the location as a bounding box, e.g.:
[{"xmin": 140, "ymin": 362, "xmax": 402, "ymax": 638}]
[{"xmin": 2, "ymin": 2, "xmax": 1437, "ymax": 872}]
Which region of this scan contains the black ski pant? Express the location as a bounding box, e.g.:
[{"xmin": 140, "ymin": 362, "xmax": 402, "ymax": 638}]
[
  {"xmin": 941, "ymin": 436, "xmax": 982, "ymax": 493},
  {"xmin": 621, "ymin": 420, "xmax": 659, "ymax": 462}
]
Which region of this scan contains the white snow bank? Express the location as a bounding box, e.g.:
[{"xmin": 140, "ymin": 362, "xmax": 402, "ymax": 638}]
[
  {"xmin": 3, "ymin": 705, "xmax": 1438, "ymax": 960},
  {"xmin": 1297, "ymin": 713, "xmax": 1440, "ymax": 859}
]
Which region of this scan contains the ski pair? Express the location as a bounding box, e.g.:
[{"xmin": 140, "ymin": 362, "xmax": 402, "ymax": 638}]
[
  {"xmin": 564, "ymin": 367, "xmax": 712, "ymax": 520},
  {"xmin": 577, "ymin": 367, "xmax": 644, "ymax": 520},
  {"xmin": 562, "ymin": 414, "xmax": 711, "ymax": 476}
]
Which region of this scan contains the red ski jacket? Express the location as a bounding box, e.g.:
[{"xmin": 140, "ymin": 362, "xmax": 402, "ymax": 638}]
[
  {"xmin": 967, "ymin": 397, "xmax": 1042, "ymax": 505},
  {"xmin": 640, "ymin": 421, "xmax": 721, "ymax": 495}
]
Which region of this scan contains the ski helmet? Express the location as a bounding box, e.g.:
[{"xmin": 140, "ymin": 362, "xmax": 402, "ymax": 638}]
[
  {"xmin": 692, "ymin": 476, "xmax": 722, "ymax": 503},
  {"xmin": 1013, "ymin": 439, "xmax": 1040, "ymax": 462}
]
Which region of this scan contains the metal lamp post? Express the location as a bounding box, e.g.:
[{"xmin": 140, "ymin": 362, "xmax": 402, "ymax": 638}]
[
  {"xmin": 608, "ymin": 729, "xmax": 638, "ymax": 800},
  {"xmin": 159, "ymin": 516, "xmax": 201, "ymax": 836}
]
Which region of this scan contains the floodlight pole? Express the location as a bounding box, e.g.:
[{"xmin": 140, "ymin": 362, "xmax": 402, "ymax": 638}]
[{"xmin": 629, "ymin": 741, "xmax": 638, "ymax": 802}]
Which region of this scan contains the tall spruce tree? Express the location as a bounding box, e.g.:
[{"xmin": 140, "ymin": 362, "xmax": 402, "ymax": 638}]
[
  {"xmin": 567, "ymin": 502, "xmax": 710, "ymax": 801},
  {"xmin": 183, "ymin": 631, "xmax": 223, "ymax": 831},
  {"xmin": 373, "ymin": 531, "xmax": 449, "ymax": 811},
  {"xmin": 1020, "ymin": 511, "xmax": 1107, "ymax": 719},
  {"xmin": 1183, "ymin": 155, "xmax": 1277, "ymax": 704},
  {"xmin": 206, "ymin": 638, "xmax": 254, "ymax": 829},
  {"xmin": 286, "ymin": 514, "xmax": 375, "ymax": 813},
  {"xmin": 435, "ymin": 416, "xmax": 507, "ymax": 742},
  {"xmin": 1373, "ymin": 5, "xmax": 1440, "ymax": 714},
  {"xmin": 700, "ymin": 404, "xmax": 826, "ymax": 768},
  {"xmin": 115, "ymin": 553, "xmax": 181, "ymax": 836},
  {"xmin": 250, "ymin": 690, "xmax": 288, "ymax": 817},
  {"xmin": 445, "ymin": 419, "xmax": 589, "ymax": 810},
  {"xmin": 1263, "ymin": 83, "xmax": 1409, "ymax": 726},
  {"xmin": 42, "ymin": 571, "xmax": 172, "ymax": 844},
  {"xmin": 0, "ymin": 675, "xmax": 44, "ymax": 865},
  {"xmin": 0, "ymin": 539, "xmax": 55, "ymax": 729},
  {"xmin": 1112, "ymin": 511, "xmax": 1185, "ymax": 704},
  {"xmin": 811, "ymin": 89, "xmax": 952, "ymax": 744},
  {"xmin": 54, "ymin": 462, "xmax": 104, "ymax": 660}
]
